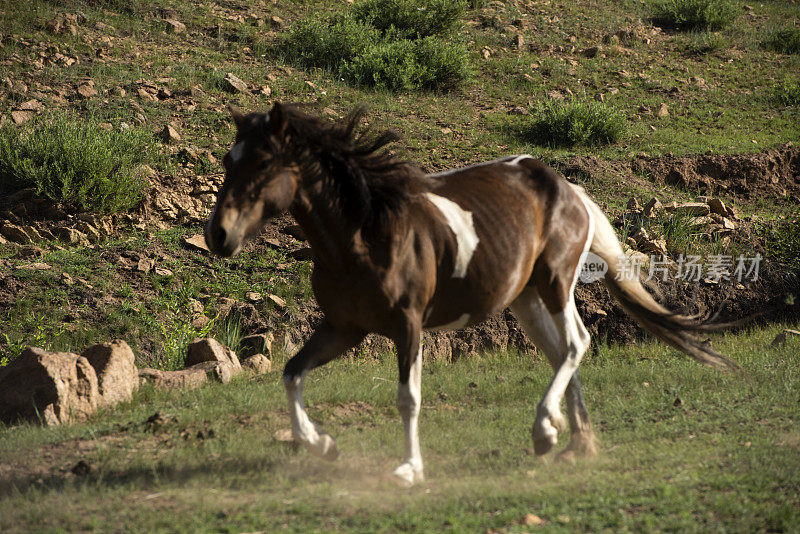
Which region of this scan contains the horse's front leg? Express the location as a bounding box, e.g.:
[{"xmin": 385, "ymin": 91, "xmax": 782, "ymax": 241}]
[
  {"xmin": 392, "ymin": 316, "xmax": 424, "ymax": 486},
  {"xmin": 283, "ymin": 320, "xmax": 364, "ymax": 461}
]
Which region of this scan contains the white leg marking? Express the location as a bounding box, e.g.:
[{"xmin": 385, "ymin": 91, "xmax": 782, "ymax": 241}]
[
  {"xmin": 229, "ymin": 141, "xmax": 245, "ymax": 164},
  {"xmin": 425, "ymin": 313, "xmax": 470, "ymax": 332},
  {"xmin": 424, "ymin": 193, "xmax": 480, "ymax": 278},
  {"xmin": 393, "ymin": 346, "xmax": 424, "ymax": 486},
  {"xmin": 509, "ymin": 154, "xmax": 534, "ymax": 166},
  {"xmin": 284, "ymin": 373, "xmax": 339, "ymax": 461}
]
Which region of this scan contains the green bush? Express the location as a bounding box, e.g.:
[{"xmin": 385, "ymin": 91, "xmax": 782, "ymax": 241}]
[
  {"xmin": 650, "ymin": 0, "xmax": 737, "ymax": 31},
  {"xmin": 344, "ymin": 37, "xmax": 470, "ymax": 91},
  {"xmin": 774, "ymin": 79, "xmax": 800, "ymax": 107},
  {"xmin": 683, "ymin": 30, "xmax": 725, "ymax": 55},
  {"xmin": 351, "ymin": 0, "xmax": 466, "ymax": 38},
  {"xmin": 0, "ymin": 114, "xmax": 153, "ymax": 213},
  {"xmin": 281, "ymin": 15, "xmax": 380, "ymax": 72},
  {"xmin": 761, "ymin": 27, "xmax": 800, "ymax": 55},
  {"xmin": 525, "ymin": 99, "xmax": 628, "ymax": 147}
]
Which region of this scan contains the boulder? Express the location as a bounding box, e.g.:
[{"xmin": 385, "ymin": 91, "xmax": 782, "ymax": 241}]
[
  {"xmin": 240, "ymin": 332, "xmax": 274, "ymax": 358},
  {"xmin": 81, "ymin": 340, "xmax": 138, "ymax": 408},
  {"xmin": 0, "ymin": 348, "xmax": 99, "ymax": 425},
  {"xmin": 139, "ymin": 367, "xmax": 208, "ymax": 390},
  {"xmin": 241, "ymin": 354, "xmax": 272, "ymax": 374},
  {"xmin": 670, "ymin": 202, "xmax": 710, "ymax": 217},
  {"xmin": 186, "ymin": 338, "xmax": 241, "ymax": 371}
]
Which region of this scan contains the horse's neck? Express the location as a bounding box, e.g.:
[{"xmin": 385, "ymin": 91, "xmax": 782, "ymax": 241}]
[{"xmin": 290, "ymin": 186, "xmax": 362, "ymax": 271}]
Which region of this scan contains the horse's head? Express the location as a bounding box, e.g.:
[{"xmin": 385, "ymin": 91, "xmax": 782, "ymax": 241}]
[{"xmin": 205, "ymin": 102, "xmax": 299, "ymax": 257}]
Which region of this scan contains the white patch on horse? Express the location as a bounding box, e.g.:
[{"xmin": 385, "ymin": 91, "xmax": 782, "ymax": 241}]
[
  {"xmin": 285, "ymin": 372, "xmax": 338, "ymax": 460},
  {"xmin": 424, "ymin": 193, "xmax": 479, "ymax": 278},
  {"xmin": 229, "ymin": 142, "xmax": 245, "ymax": 164},
  {"xmin": 393, "ymin": 346, "xmax": 424, "ymax": 486},
  {"xmin": 426, "ymin": 313, "xmax": 470, "ymax": 332},
  {"xmin": 508, "ymin": 154, "xmax": 534, "ymax": 166}
]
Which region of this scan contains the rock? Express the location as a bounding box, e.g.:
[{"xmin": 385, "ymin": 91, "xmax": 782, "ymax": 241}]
[
  {"xmin": 183, "ymin": 234, "xmax": 210, "ymax": 253},
  {"xmin": 245, "ymin": 291, "xmax": 262, "ymax": 303},
  {"xmin": 81, "ymin": 340, "xmax": 138, "ymax": 408},
  {"xmin": 73, "ymin": 221, "xmax": 100, "ymax": 243},
  {"xmin": 283, "ymin": 224, "xmax": 307, "ymax": 241},
  {"xmin": 154, "ymin": 267, "xmax": 173, "ymax": 276},
  {"xmin": 188, "ymin": 298, "xmax": 204, "ymax": 315},
  {"xmin": 0, "ymin": 223, "xmax": 33, "ymax": 244},
  {"xmin": 707, "ymin": 198, "xmax": 727, "ymax": 216},
  {"xmin": 523, "ymin": 513, "xmax": 545, "ymax": 526},
  {"xmin": 268, "ymin": 294, "xmax": 286, "ymax": 308},
  {"xmin": 186, "ymin": 338, "xmax": 241, "ymax": 372},
  {"xmin": 136, "ymin": 257, "xmax": 155, "ymax": 273},
  {"xmin": 270, "ymin": 15, "xmax": 284, "ymax": 28},
  {"xmin": 165, "ymin": 19, "xmax": 186, "ymax": 33},
  {"xmin": 0, "ymin": 348, "xmax": 99, "ymax": 425},
  {"xmin": 513, "ymin": 33, "xmax": 525, "ymax": 50},
  {"xmin": 160, "ymin": 124, "xmax": 181, "ymax": 144},
  {"xmin": 643, "ymin": 197, "xmax": 663, "ymax": 218},
  {"xmin": 11, "ymin": 110, "xmax": 35, "ymax": 124},
  {"xmin": 15, "ymin": 245, "xmax": 44, "ymax": 259},
  {"xmin": 76, "ymin": 83, "xmax": 97, "ymax": 98},
  {"xmin": 241, "ymin": 354, "xmax": 272, "ymax": 374},
  {"xmin": 139, "ymin": 367, "xmax": 208, "ymax": 390},
  {"xmin": 16, "ymin": 262, "xmax": 52, "ymax": 270},
  {"xmin": 223, "ymin": 72, "xmax": 248, "ymax": 93},
  {"xmin": 671, "ymin": 202, "xmax": 710, "ymax": 217},
  {"xmin": 54, "ymin": 227, "xmax": 90, "ymax": 246},
  {"xmin": 582, "ymin": 45, "xmax": 601, "ymax": 58},
  {"xmin": 626, "ymin": 197, "xmax": 640, "ymax": 211},
  {"xmin": 240, "ymin": 332, "xmax": 274, "ymax": 357},
  {"xmin": 688, "ymin": 216, "xmax": 714, "ymax": 228}
]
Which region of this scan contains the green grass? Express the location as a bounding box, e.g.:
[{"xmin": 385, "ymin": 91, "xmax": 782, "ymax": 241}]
[
  {"xmin": 0, "ymin": 113, "xmax": 154, "ymax": 213},
  {"xmin": 774, "ymin": 78, "xmax": 800, "ymax": 108},
  {"xmin": 1, "ymin": 324, "xmax": 798, "ymax": 531},
  {"xmin": 762, "ymin": 26, "xmax": 800, "ymax": 55},
  {"xmin": 650, "ymin": 0, "xmax": 738, "ymax": 31},
  {"xmin": 522, "ymin": 99, "xmax": 628, "ymax": 147}
]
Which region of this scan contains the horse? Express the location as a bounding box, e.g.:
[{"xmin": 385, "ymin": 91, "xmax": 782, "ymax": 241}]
[{"xmin": 204, "ymin": 102, "xmax": 739, "ymax": 486}]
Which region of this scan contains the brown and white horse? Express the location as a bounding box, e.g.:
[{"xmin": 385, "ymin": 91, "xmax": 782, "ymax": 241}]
[{"xmin": 205, "ymin": 103, "xmax": 738, "ymax": 485}]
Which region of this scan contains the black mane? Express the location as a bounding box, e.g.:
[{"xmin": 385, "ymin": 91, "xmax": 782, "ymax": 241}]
[{"xmin": 270, "ymin": 104, "xmax": 425, "ymax": 238}]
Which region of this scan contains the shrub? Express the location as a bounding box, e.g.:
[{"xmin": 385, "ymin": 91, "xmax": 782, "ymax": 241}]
[
  {"xmin": 683, "ymin": 30, "xmax": 725, "ymax": 55},
  {"xmin": 650, "ymin": 0, "xmax": 737, "ymax": 31},
  {"xmin": 525, "ymin": 99, "xmax": 628, "ymax": 147},
  {"xmin": 344, "ymin": 37, "xmax": 470, "ymax": 91},
  {"xmin": 761, "ymin": 27, "xmax": 800, "ymax": 55},
  {"xmin": 351, "ymin": 0, "xmax": 466, "ymax": 38},
  {"xmin": 774, "ymin": 79, "xmax": 800, "ymax": 107},
  {"xmin": 0, "ymin": 113, "xmax": 152, "ymax": 213},
  {"xmin": 281, "ymin": 15, "xmax": 380, "ymax": 72}
]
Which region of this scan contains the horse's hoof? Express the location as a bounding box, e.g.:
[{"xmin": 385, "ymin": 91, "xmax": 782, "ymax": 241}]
[
  {"xmin": 533, "ymin": 435, "xmax": 556, "ymax": 455},
  {"xmin": 532, "ymin": 415, "xmax": 560, "ymax": 455},
  {"xmin": 392, "ymin": 463, "xmax": 424, "ymax": 487},
  {"xmin": 307, "ymin": 432, "xmax": 339, "ymax": 461}
]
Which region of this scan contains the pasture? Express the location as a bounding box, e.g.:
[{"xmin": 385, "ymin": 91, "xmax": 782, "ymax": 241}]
[
  {"xmin": 1, "ymin": 325, "xmax": 799, "ymax": 532},
  {"xmin": 1, "ymin": 0, "xmax": 799, "ymax": 530}
]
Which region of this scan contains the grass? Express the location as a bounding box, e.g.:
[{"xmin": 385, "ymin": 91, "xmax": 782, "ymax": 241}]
[
  {"xmin": 762, "ymin": 26, "xmax": 800, "ymax": 55},
  {"xmin": 774, "ymin": 78, "xmax": 800, "ymax": 108},
  {"xmin": 522, "ymin": 99, "xmax": 628, "ymax": 147},
  {"xmin": 0, "ymin": 113, "xmax": 155, "ymax": 213},
  {"xmin": 0, "ymin": 324, "xmax": 798, "ymax": 531},
  {"xmin": 650, "ymin": 0, "xmax": 738, "ymax": 31}
]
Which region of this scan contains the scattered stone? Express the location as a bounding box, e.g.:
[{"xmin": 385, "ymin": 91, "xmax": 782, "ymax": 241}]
[
  {"xmin": 188, "ymin": 298, "xmax": 204, "ymax": 315},
  {"xmin": 15, "ymin": 245, "xmax": 44, "ymax": 259},
  {"xmin": 182, "ymin": 234, "xmax": 211, "ymax": 252},
  {"xmin": 16, "ymin": 262, "xmax": 52, "ymax": 270},
  {"xmin": 154, "ymin": 267, "xmax": 173, "ymax": 277},
  {"xmin": 0, "ymin": 223, "xmax": 33, "ymax": 244},
  {"xmin": 165, "ymin": 19, "xmax": 186, "ymax": 34},
  {"xmin": 270, "ymin": 15, "xmax": 284, "ymax": 28},
  {"xmin": 283, "ymin": 224, "xmax": 307, "ymax": 241},
  {"xmin": 657, "ymin": 103, "xmax": 669, "ymax": 118},
  {"xmin": 241, "ymin": 353, "xmax": 272, "ymax": 374},
  {"xmin": 54, "ymin": 227, "xmax": 90, "ymax": 246},
  {"xmin": 670, "ymin": 202, "xmax": 710, "ymax": 217},
  {"xmin": 76, "ymin": 83, "xmax": 98, "ymax": 98},
  {"xmin": 73, "ymin": 221, "xmax": 101, "ymax": 243},
  {"xmin": 522, "ymin": 513, "xmax": 545, "ymax": 526},
  {"xmin": 81, "ymin": 340, "xmax": 138, "ymax": 408},
  {"xmin": 0, "ymin": 348, "xmax": 99, "ymax": 425},
  {"xmin": 160, "ymin": 124, "xmax": 181, "ymax": 144},
  {"xmin": 245, "ymin": 291, "xmax": 262, "ymax": 303},
  {"xmin": 186, "ymin": 338, "xmax": 241, "ymax": 372},
  {"xmin": 268, "ymin": 294, "xmax": 286, "ymax": 308},
  {"xmin": 643, "ymin": 198, "xmax": 663, "ymax": 218},
  {"xmin": 626, "ymin": 197, "xmax": 640, "ymax": 211},
  {"xmin": 10, "ymin": 110, "xmax": 35, "ymax": 124},
  {"xmin": 61, "ymin": 272, "xmax": 75, "ymax": 285},
  {"xmin": 139, "ymin": 367, "xmax": 208, "ymax": 390},
  {"xmin": 582, "ymin": 45, "xmax": 601, "ymax": 58},
  {"xmin": 513, "ymin": 33, "xmax": 525, "ymax": 50},
  {"xmin": 707, "ymin": 198, "xmax": 727, "ymax": 216},
  {"xmin": 71, "ymin": 460, "xmax": 92, "ymax": 476},
  {"xmin": 136, "ymin": 258, "xmax": 155, "ymax": 273},
  {"xmin": 223, "ymin": 72, "xmax": 248, "ymax": 93}
]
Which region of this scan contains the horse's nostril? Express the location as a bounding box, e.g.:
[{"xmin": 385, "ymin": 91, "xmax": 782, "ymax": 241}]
[{"xmin": 214, "ymin": 226, "xmax": 227, "ymax": 247}]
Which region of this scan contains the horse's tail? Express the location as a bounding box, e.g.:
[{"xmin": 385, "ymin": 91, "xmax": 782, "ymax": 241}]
[{"xmin": 573, "ymin": 186, "xmax": 743, "ymax": 372}]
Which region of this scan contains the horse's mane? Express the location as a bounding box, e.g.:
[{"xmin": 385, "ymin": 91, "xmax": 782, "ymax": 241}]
[{"xmin": 270, "ymin": 104, "xmax": 424, "ymax": 239}]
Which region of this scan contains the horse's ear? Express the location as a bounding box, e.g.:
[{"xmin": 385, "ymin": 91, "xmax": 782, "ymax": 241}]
[
  {"xmin": 269, "ymin": 102, "xmax": 288, "ymax": 137},
  {"xmin": 229, "ymin": 105, "xmax": 245, "ymax": 128}
]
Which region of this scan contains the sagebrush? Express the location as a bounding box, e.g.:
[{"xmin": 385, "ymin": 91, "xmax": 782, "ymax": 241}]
[{"xmin": 525, "ymin": 99, "xmax": 627, "ymax": 147}]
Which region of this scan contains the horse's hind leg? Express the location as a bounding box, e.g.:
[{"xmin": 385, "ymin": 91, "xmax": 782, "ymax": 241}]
[
  {"xmin": 510, "ymin": 286, "xmax": 595, "ymax": 458},
  {"xmin": 283, "ymin": 320, "xmax": 365, "ymax": 461}
]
